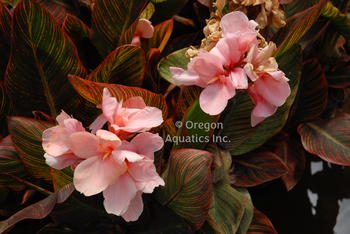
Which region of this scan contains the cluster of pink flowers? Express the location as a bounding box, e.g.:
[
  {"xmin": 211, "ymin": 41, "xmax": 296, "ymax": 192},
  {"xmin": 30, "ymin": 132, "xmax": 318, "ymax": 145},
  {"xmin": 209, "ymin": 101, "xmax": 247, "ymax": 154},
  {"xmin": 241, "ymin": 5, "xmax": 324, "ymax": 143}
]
[
  {"xmin": 170, "ymin": 11, "xmax": 291, "ymax": 127},
  {"xmin": 42, "ymin": 88, "xmax": 164, "ymax": 222}
]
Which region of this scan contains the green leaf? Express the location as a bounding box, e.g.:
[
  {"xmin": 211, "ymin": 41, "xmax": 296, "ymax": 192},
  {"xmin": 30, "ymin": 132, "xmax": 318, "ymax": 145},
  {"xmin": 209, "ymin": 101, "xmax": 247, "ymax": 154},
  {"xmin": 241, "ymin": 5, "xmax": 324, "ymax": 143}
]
[
  {"xmin": 88, "ymin": 45, "xmax": 145, "ymax": 87},
  {"xmin": 5, "ymin": 0, "xmax": 87, "ymax": 118},
  {"xmin": 208, "ymin": 176, "xmax": 247, "ymax": 233},
  {"xmin": 158, "ymin": 47, "xmax": 190, "ymax": 86},
  {"xmin": 91, "ymin": 0, "xmax": 147, "ymax": 58},
  {"xmin": 0, "ymin": 136, "xmax": 36, "ymax": 191},
  {"xmin": 140, "ymin": 2, "xmax": 155, "ymax": 20},
  {"xmin": 320, "ymin": 1, "xmax": 350, "ymax": 41},
  {"xmin": 326, "ymin": 64, "xmax": 350, "ymax": 88},
  {"xmin": 173, "ymin": 98, "xmax": 219, "ymax": 150},
  {"xmin": 173, "ymin": 85, "xmax": 201, "ymax": 123},
  {"xmin": 8, "ymin": 116, "xmax": 54, "ymax": 181},
  {"xmin": 236, "ymin": 188, "xmax": 254, "ymax": 234},
  {"xmin": 206, "ymin": 143, "xmax": 232, "ymax": 183},
  {"xmin": 272, "ymin": 0, "xmax": 328, "ymax": 58},
  {"xmin": 297, "ymin": 113, "xmax": 350, "ymax": 165},
  {"xmin": 296, "ymin": 18, "xmax": 330, "ymax": 50},
  {"xmin": 34, "ymin": 0, "xmax": 78, "ymax": 24},
  {"xmin": 219, "ymin": 44, "xmax": 302, "ymax": 155},
  {"xmin": 275, "ymin": 139, "xmax": 306, "ymax": 191},
  {"xmin": 32, "ymin": 111, "xmax": 57, "ymax": 124},
  {"xmin": 149, "ymin": 18, "xmax": 174, "ymax": 53},
  {"xmin": 0, "ymin": 183, "xmax": 75, "ymax": 234},
  {"xmin": 51, "ymin": 167, "xmax": 73, "ymax": 191},
  {"xmin": 0, "ymin": 2, "xmax": 11, "ymax": 81},
  {"xmin": 287, "ymin": 58, "xmax": 328, "ymax": 126},
  {"xmin": 0, "ymin": 82, "xmax": 14, "ymax": 138},
  {"xmin": 155, "ymin": 149, "xmax": 212, "ymax": 230},
  {"xmin": 150, "ymin": 0, "xmax": 189, "ymax": 20},
  {"xmin": 68, "ymin": 75, "xmax": 168, "ymax": 121},
  {"xmin": 247, "ymin": 208, "xmax": 277, "ymax": 234},
  {"xmin": 144, "ymin": 48, "xmax": 161, "ymax": 92},
  {"xmin": 284, "ymin": 0, "xmax": 311, "ymax": 19},
  {"xmin": 63, "ymin": 14, "xmax": 91, "ymax": 41},
  {"xmin": 232, "ymin": 152, "xmax": 289, "ymax": 187}
]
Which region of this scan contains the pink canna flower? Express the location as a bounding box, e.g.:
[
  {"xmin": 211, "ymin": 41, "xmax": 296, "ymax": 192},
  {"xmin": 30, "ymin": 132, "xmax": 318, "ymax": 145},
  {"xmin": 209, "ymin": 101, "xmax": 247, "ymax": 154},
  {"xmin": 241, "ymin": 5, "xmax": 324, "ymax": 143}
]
[
  {"xmin": 131, "ymin": 19, "xmax": 154, "ymax": 46},
  {"xmin": 69, "ymin": 130, "xmax": 164, "ymax": 222},
  {"xmin": 42, "ymin": 111, "xmax": 85, "ymax": 170},
  {"xmin": 90, "ymin": 88, "xmax": 163, "ymax": 139}
]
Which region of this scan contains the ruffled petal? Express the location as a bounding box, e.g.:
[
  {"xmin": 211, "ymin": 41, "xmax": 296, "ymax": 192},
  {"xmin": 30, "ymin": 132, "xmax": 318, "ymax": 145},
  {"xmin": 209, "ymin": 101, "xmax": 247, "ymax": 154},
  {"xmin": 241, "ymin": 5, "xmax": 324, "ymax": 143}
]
[
  {"xmin": 122, "ymin": 96, "xmax": 146, "ymax": 109},
  {"xmin": 121, "ymin": 192, "xmax": 144, "ymax": 222},
  {"xmin": 44, "ymin": 152, "xmax": 81, "ymax": 170},
  {"xmin": 129, "ymin": 132, "xmax": 164, "ymax": 155},
  {"xmin": 42, "ymin": 126, "xmax": 67, "ymax": 156},
  {"xmin": 199, "ymin": 83, "xmax": 231, "ymax": 115},
  {"xmin": 230, "ymin": 68, "xmax": 248, "ymax": 89},
  {"xmin": 209, "ymin": 33, "xmax": 241, "ymax": 66},
  {"xmin": 89, "ymin": 114, "xmax": 108, "ymax": 134},
  {"xmin": 170, "ymin": 67, "xmax": 207, "ymax": 88},
  {"xmin": 123, "ymin": 107, "xmax": 163, "ymax": 132},
  {"xmin": 103, "ymin": 154, "xmax": 128, "ymax": 185},
  {"xmin": 56, "ymin": 110, "xmax": 71, "ymax": 125},
  {"xmin": 101, "ymin": 88, "xmax": 118, "ymax": 123},
  {"xmin": 128, "ymin": 158, "xmax": 159, "ymax": 181},
  {"xmin": 70, "ymin": 132, "xmax": 99, "ymax": 159},
  {"xmin": 221, "ymin": 11, "xmax": 258, "ymax": 36},
  {"xmin": 136, "ymin": 19, "xmax": 154, "ymax": 38}
]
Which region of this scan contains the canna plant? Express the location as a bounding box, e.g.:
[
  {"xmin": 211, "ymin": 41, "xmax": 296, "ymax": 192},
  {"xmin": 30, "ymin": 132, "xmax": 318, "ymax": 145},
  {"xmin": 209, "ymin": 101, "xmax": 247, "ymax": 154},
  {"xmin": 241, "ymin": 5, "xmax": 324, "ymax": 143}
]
[{"xmin": 0, "ymin": 0, "xmax": 350, "ymax": 233}]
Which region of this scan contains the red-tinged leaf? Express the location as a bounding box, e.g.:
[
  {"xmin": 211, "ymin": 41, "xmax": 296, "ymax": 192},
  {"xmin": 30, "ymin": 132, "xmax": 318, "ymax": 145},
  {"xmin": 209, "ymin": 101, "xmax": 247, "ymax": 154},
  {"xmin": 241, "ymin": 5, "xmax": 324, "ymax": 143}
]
[
  {"xmin": 149, "ymin": 18, "xmax": 174, "ymax": 53},
  {"xmin": 232, "ymin": 152, "xmax": 289, "ymax": 187},
  {"xmin": 0, "ymin": 136, "xmax": 36, "ymax": 191},
  {"xmin": 7, "ymin": 116, "xmax": 55, "ymax": 181},
  {"xmin": 284, "ymin": 0, "xmax": 311, "ymax": 19},
  {"xmin": 34, "ymin": 0, "xmax": 78, "ymax": 24},
  {"xmin": 0, "ymin": 183, "xmax": 74, "ymax": 234},
  {"xmin": 236, "ymin": 188, "xmax": 254, "ymax": 234},
  {"xmin": 297, "ymin": 18, "xmax": 330, "ymax": 50},
  {"xmin": 5, "ymin": 0, "xmax": 87, "ymax": 118},
  {"xmin": 51, "ymin": 167, "xmax": 73, "ymax": 191},
  {"xmin": 206, "ymin": 143, "xmax": 232, "ymax": 183},
  {"xmin": 63, "ymin": 14, "xmax": 90, "ymax": 41},
  {"xmin": 69, "ymin": 75, "xmax": 168, "ymax": 121},
  {"xmin": 91, "ymin": 0, "xmax": 147, "ymax": 58},
  {"xmin": 297, "ymin": 113, "xmax": 350, "ymax": 165},
  {"xmin": 247, "ymin": 208, "xmax": 277, "ymax": 234},
  {"xmin": 150, "ymin": 0, "xmax": 189, "ymax": 20},
  {"xmin": 258, "ymin": 131, "xmax": 289, "ymax": 153},
  {"xmin": 88, "ymin": 45, "xmax": 145, "ymax": 87},
  {"xmin": 172, "ymin": 98, "xmax": 219, "ymax": 150},
  {"xmin": 0, "ymin": 2, "xmax": 11, "ymax": 81},
  {"xmin": 173, "ymin": 85, "xmax": 201, "ymax": 123},
  {"xmin": 154, "ymin": 149, "xmax": 212, "ymax": 230},
  {"xmin": 144, "ymin": 48, "xmax": 161, "ymax": 92},
  {"xmin": 287, "ymin": 59, "xmax": 327, "ymax": 128},
  {"xmin": 220, "ymin": 44, "xmax": 302, "ymax": 155},
  {"xmin": 208, "ymin": 176, "xmax": 247, "ymax": 233},
  {"xmin": 32, "ymin": 111, "xmax": 57, "ymax": 124},
  {"xmin": 0, "ymin": 82, "xmax": 14, "ymax": 138},
  {"xmin": 272, "ymin": 0, "xmax": 328, "ymax": 59},
  {"xmin": 275, "ymin": 140, "xmax": 306, "ymax": 191},
  {"xmin": 326, "ymin": 64, "xmax": 350, "ymax": 88},
  {"xmin": 162, "ymin": 31, "xmax": 198, "ymax": 56}
]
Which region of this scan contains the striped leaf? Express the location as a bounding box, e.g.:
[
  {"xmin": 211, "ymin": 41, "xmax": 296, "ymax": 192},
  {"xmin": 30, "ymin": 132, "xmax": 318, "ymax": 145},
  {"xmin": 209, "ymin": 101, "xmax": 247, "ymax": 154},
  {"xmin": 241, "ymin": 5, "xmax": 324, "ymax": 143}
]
[
  {"xmin": 206, "ymin": 143, "xmax": 232, "ymax": 183},
  {"xmin": 5, "ymin": 0, "xmax": 87, "ymax": 118},
  {"xmin": 158, "ymin": 47, "xmax": 190, "ymax": 86},
  {"xmin": 0, "ymin": 136, "xmax": 36, "ymax": 191},
  {"xmin": 247, "ymin": 208, "xmax": 277, "ymax": 234},
  {"xmin": 208, "ymin": 176, "xmax": 247, "ymax": 233},
  {"xmin": 149, "ymin": 18, "xmax": 174, "ymax": 53},
  {"xmin": 173, "ymin": 98, "xmax": 219, "ymax": 150},
  {"xmin": 154, "ymin": 149, "xmax": 212, "ymax": 230},
  {"xmin": 0, "ymin": 2, "xmax": 11, "ymax": 81},
  {"xmin": 144, "ymin": 48, "xmax": 161, "ymax": 92},
  {"xmin": 236, "ymin": 188, "xmax": 254, "ymax": 234},
  {"xmin": 276, "ymin": 139, "xmax": 306, "ymax": 191},
  {"xmin": 69, "ymin": 75, "xmax": 168, "ymax": 121},
  {"xmin": 0, "ymin": 183, "xmax": 75, "ymax": 234},
  {"xmin": 286, "ymin": 59, "xmax": 327, "ymax": 129},
  {"xmin": 88, "ymin": 45, "xmax": 145, "ymax": 87},
  {"xmin": 232, "ymin": 152, "xmax": 289, "ymax": 187},
  {"xmin": 219, "ymin": 44, "xmax": 302, "ymax": 155},
  {"xmin": 7, "ymin": 116, "xmax": 54, "ymax": 181},
  {"xmin": 91, "ymin": 0, "xmax": 147, "ymax": 58},
  {"xmin": 63, "ymin": 14, "xmax": 90, "ymax": 41},
  {"xmin": 298, "ymin": 113, "xmax": 350, "ymax": 165},
  {"xmin": 272, "ymin": 0, "xmax": 327, "ymax": 59},
  {"xmin": 284, "ymin": 0, "xmax": 311, "ymax": 19},
  {"xmin": 296, "ymin": 18, "xmax": 330, "ymax": 50},
  {"xmin": 0, "ymin": 82, "xmax": 14, "ymax": 138},
  {"xmin": 32, "ymin": 111, "xmax": 57, "ymax": 124},
  {"xmin": 326, "ymin": 64, "xmax": 350, "ymax": 88},
  {"xmin": 51, "ymin": 167, "xmax": 73, "ymax": 191},
  {"xmin": 140, "ymin": 2, "xmax": 155, "ymax": 20},
  {"xmin": 34, "ymin": 0, "xmax": 78, "ymax": 24},
  {"xmin": 172, "ymin": 85, "xmax": 201, "ymax": 123},
  {"xmin": 150, "ymin": 0, "xmax": 188, "ymax": 20}
]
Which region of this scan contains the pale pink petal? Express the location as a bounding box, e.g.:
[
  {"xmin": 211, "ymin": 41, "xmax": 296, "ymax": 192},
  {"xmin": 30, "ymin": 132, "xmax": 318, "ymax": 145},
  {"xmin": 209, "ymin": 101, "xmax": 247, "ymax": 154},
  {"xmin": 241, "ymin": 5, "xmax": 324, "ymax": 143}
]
[
  {"xmin": 129, "ymin": 132, "xmax": 164, "ymax": 155},
  {"xmin": 123, "ymin": 97, "xmax": 146, "ymax": 109},
  {"xmin": 221, "ymin": 11, "xmax": 258, "ymax": 36},
  {"xmin": 170, "ymin": 67, "xmax": 207, "ymax": 88},
  {"xmin": 74, "ymin": 156, "xmax": 108, "ymax": 196},
  {"xmin": 199, "ymin": 83, "xmax": 231, "ymax": 115},
  {"xmin": 238, "ymin": 32, "xmax": 259, "ymax": 53},
  {"xmin": 136, "ymin": 19, "xmax": 154, "ymax": 38},
  {"xmin": 42, "ymin": 127, "xmax": 67, "ymax": 156},
  {"xmin": 254, "ymin": 74, "xmax": 291, "ymax": 107},
  {"xmin": 141, "ymin": 176, "xmax": 165, "ymax": 193},
  {"xmin": 103, "ymin": 173, "xmax": 137, "ymax": 216},
  {"xmin": 123, "ymin": 107, "xmax": 163, "ymax": 132},
  {"xmin": 128, "ymin": 159, "xmax": 159, "ymax": 181},
  {"xmin": 230, "ymin": 68, "xmax": 248, "ymax": 89},
  {"xmin": 121, "ymin": 192, "xmax": 144, "ymax": 222},
  {"xmin": 56, "ymin": 110, "xmax": 71, "ymax": 125},
  {"xmin": 131, "ymin": 36, "xmax": 141, "ymax": 46},
  {"xmin": 101, "ymin": 88, "xmax": 118, "ymax": 123},
  {"xmin": 70, "ymin": 132, "xmax": 99, "ymax": 158},
  {"xmin": 63, "ymin": 118, "xmax": 85, "ymax": 134},
  {"xmin": 267, "ymin": 70, "xmax": 289, "ymax": 82},
  {"xmin": 210, "ymin": 33, "xmax": 241, "ymax": 66},
  {"xmin": 243, "ymin": 63, "xmax": 259, "ymax": 81},
  {"xmin": 96, "ymin": 130, "xmax": 122, "ymax": 150},
  {"xmin": 103, "ymin": 154, "xmax": 128, "ymax": 185},
  {"xmin": 44, "ymin": 152, "xmax": 81, "ymax": 170},
  {"xmin": 89, "ymin": 114, "xmax": 108, "ymax": 134},
  {"xmin": 112, "ymin": 150, "xmax": 143, "ymax": 163}
]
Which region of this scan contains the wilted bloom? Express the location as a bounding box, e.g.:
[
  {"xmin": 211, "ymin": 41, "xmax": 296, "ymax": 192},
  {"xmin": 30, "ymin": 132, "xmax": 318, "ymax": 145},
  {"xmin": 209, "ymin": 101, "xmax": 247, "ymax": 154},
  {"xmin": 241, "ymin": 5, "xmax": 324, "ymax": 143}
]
[
  {"xmin": 279, "ymin": 0, "xmax": 293, "ymax": 4},
  {"xmin": 69, "ymin": 130, "xmax": 164, "ymax": 221},
  {"xmin": 90, "ymin": 88, "xmax": 163, "ymax": 139},
  {"xmin": 131, "ymin": 19, "xmax": 154, "ymax": 46},
  {"xmin": 42, "ymin": 111, "xmax": 85, "ymax": 170}
]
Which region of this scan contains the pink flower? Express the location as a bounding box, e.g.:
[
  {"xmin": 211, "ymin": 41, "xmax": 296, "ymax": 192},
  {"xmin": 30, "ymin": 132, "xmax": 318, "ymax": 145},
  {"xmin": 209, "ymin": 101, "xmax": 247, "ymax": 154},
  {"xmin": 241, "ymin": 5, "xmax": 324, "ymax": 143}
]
[
  {"xmin": 220, "ymin": 11, "xmax": 258, "ymax": 53},
  {"xmin": 131, "ymin": 19, "xmax": 154, "ymax": 46},
  {"xmin": 69, "ymin": 130, "xmax": 164, "ymax": 221},
  {"xmin": 170, "ymin": 34, "xmax": 248, "ymax": 115},
  {"xmin": 90, "ymin": 88, "xmax": 163, "ymax": 139},
  {"xmin": 42, "ymin": 111, "xmax": 85, "ymax": 170}
]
